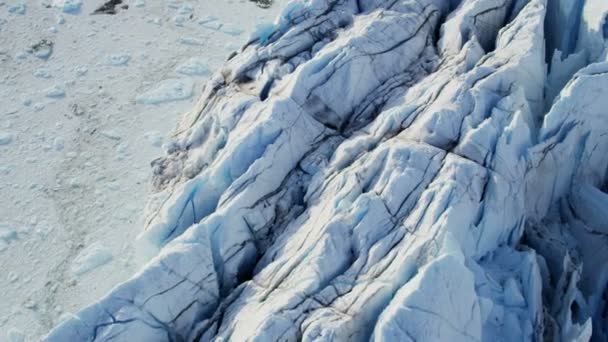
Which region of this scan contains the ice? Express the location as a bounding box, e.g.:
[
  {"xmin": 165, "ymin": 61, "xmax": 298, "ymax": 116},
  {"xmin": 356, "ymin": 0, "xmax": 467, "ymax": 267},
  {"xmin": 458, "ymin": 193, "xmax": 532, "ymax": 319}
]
[
  {"xmin": 166, "ymin": 0, "xmax": 180, "ymax": 10},
  {"xmin": 199, "ymin": 17, "xmax": 222, "ymax": 31},
  {"xmin": 33, "ymin": 68, "xmax": 52, "ymax": 79},
  {"xmin": 0, "ymin": 132, "xmax": 13, "ymax": 145},
  {"xmin": 30, "ymin": 40, "xmax": 53, "ymax": 59},
  {"xmin": 220, "ymin": 24, "xmax": 244, "ymax": 36},
  {"xmin": 7, "ymin": 272, "xmax": 19, "ymax": 283},
  {"xmin": 100, "ymin": 130, "xmax": 121, "ymax": 141},
  {"xmin": 0, "ymin": 224, "xmax": 18, "ymax": 251},
  {"xmin": 7, "ymin": 4, "xmax": 26, "ymax": 15},
  {"xmin": 198, "ymin": 16, "xmax": 218, "ymax": 25},
  {"xmin": 52, "ymin": 137, "xmax": 64, "ymax": 151},
  {"xmin": 75, "ymin": 65, "xmax": 87, "ymax": 76},
  {"xmin": 52, "ymin": 0, "xmax": 82, "ymax": 14},
  {"xmin": 0, "ymin": 226, "xmax": 17, "ymax": 241},
  {"xmin": 40, "ymin": 0, "xmax": 608, "ymax": 341},
  {"xmin": 173, "ymin": 15, "xmax": 187, "ymax": 26},
  {"xmin": 373, "ymin": 247, "xmax": 481, "ymax": 341},
  {"xmin": 44, "ymin": 85, "xmax": 65, "ymax": 98},
  {"xmin": 144, "ymin": 131, "xmax": 163, "ymax": 147},
  {"xmin": 177, "ymin": 3, "xmax": 193, "ymax": 15},
  {"xmin": 175, "ymin": 57, "xmax": 210, "ymax": 76},
  {"xmin": 135, "ymin": 79, "xmax": 193, "ymax": 105},
  {"xmin": 147, "ymin": 17, "xmax": 161, "ymax": 25},
  {"xmin": 32, "ymin": 103, "xmax": 45, "ymax": 111},
  {"xmin": 7, "ymin": 328, "xmax": 25, "ymax": 342},
  {"xmin": 71, "ymin": 242, "xmax": 113, "ymax": 276},
  {"xmin": 503, "ymin": 278, "xmax": 526, "ymax": 308},
  {"xmin": 14, "ymin": 51, "xmax": 27, "ymax": 60},
  {"xmin": 179, "ymin": 37, "xmax": 205, "ymax": 46},
  {"xmin": 251, "ymin": 22, "xmax": 276, "ymax": 44},
  {"xmin": 106, "ymin": 53, "xmax": 131, "ymax": 66}
]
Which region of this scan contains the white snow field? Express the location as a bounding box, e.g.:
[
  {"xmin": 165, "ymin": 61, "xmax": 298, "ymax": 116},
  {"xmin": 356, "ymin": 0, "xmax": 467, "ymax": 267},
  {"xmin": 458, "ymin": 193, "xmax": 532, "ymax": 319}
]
[
  {"xmin": 4, "ymin": 0, "xmax": 608, "ymax": 340},
  {"xmin": 0, "ymin": 0, "xmax": 282, "ymax": 341}
]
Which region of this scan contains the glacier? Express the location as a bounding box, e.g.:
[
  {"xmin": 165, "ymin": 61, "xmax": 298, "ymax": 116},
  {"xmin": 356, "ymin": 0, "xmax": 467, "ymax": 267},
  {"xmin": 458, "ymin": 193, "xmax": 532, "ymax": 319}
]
[{"xmin": 44, "ymin": 0, "xmax": 608, "ymax": 340}]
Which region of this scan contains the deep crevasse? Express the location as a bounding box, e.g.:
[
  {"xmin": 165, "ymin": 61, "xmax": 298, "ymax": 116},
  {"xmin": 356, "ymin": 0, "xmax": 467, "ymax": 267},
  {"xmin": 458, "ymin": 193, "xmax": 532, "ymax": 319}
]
[{"xmin": 44, "ymin": 0, "xmax": 608, "ymax": 341}]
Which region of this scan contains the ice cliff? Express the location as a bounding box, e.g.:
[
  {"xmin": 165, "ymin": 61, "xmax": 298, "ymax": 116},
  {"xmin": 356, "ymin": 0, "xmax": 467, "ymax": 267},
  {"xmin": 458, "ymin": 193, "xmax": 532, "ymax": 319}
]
[{"xmin": 45, "ymin": 0, "xmax": 608, "ymax": 340}]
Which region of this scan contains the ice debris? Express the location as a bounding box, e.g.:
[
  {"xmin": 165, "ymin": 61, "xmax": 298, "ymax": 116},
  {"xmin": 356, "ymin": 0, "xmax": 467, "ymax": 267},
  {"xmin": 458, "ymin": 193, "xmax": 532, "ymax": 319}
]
[
  {"xmin": 52, "ymin": 0, "xmax": 82, "ymax": 14},
  {"xmin": 0, "ymin": 132, "xmax": 13, "ymax": 145},
  {"xmin": 175, "ymin": 57, "xmax": 210, "ymax": 76},
  {"xmin": 7, "ymin": 4, "xmax": 26, "ymax": 15},
  {"xmin": 135, "ymin": 79, "xmax": 193, "ymax": 105},
  {"xmin": 71, "ymin": 242, "xmax": 113, "ymax": 276},
  {"xmin": 29, "ymin": 40, "xmax": 53, "ymax": 60},
  {"xmin": 45, "ymin": 85, "xmax": 65, "ymax": 98},
  {"xmin": 106, "ymin": 53, "xmax": 131, "ymax": 66}
]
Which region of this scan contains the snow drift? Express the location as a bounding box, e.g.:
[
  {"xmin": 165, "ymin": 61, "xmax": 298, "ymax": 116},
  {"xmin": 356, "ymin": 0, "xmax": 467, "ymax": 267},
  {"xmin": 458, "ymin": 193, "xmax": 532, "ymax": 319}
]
[{"xmin": 45, "ymin": 0, "xmax": 608, "ymax": 340}]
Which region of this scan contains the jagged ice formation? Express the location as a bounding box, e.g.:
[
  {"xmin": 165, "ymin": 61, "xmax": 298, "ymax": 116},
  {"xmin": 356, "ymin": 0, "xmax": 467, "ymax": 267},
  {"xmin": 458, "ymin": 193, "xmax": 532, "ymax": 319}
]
[{"xmin": 45, "ymin": 0, "xmax": 608, "ymax": 340}]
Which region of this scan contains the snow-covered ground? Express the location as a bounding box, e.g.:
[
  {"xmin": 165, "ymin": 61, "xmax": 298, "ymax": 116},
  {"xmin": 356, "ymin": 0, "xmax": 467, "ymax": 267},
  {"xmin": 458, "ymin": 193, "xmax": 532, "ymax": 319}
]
[{"xmin": 0, "ymin": 1, "xmax": 281, "ymax": 340}]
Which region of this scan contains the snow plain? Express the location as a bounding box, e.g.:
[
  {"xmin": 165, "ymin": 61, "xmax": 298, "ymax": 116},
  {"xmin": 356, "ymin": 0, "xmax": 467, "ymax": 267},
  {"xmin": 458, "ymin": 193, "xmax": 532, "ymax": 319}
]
[{"xmin": 0, "ymin": 0, "xmax": 282, "ymax": 340}]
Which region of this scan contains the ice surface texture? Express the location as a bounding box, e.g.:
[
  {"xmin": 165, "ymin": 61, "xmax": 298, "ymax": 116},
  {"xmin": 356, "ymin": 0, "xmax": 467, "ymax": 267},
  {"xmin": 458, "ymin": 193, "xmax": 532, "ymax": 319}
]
[{"xmin": 45, "ymin": 0, "xmax": 608, "ymax": 340}]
